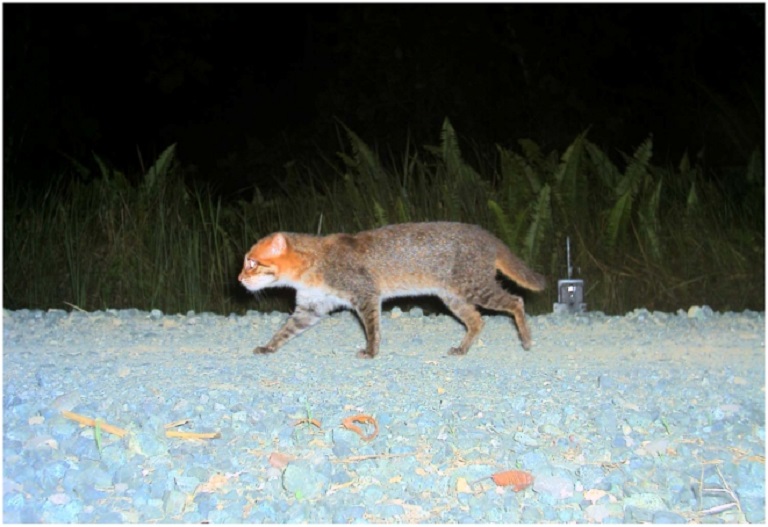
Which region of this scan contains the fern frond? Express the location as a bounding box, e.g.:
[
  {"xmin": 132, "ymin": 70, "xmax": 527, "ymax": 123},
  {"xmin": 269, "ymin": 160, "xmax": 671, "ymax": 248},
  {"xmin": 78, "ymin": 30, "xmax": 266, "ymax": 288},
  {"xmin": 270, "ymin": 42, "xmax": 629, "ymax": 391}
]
[
  {"xmin": 746, "ymin": 148, "xmax": 763, "ymax": 186},
  {"xmin": 585, "ymin": 140, "xmax": 619, "ymax": 190},
  {"xmin": 395, "ymin": 196, "xmax": 410, "ymax": 223},
  {"xmin": 337, "ymin": 121, "xmax": 383, "ymax": 181},
  {"xmin": 373, "ymin": 200, "xmax": 388, "ymax": 227},
  {"xmin": 496, "ymin": 145, "xmax": 538, "ymax": 207},
  {"xmin": 554, "ymin": 131, "xmax": 586, "ymax": 186},
  {"xmin": 639, "ymin": 178, "xmax": 663, "ymax": 261},
  {"xmin": 686, "ymin": 181, "xmax": 699, "ymax": 217},
  {"xmin": 554, "ymin": 131, "xmax": 587, "ymax": 217},
  {"xmin": 440, "ymin": 117, "xmax": 462, "ymax": 177},
  {"xmin": 619, "ymin": 135, "xmax": 653, "ymax": 197},
  {"xmin": 517, "ymin": 138, "xmax": 543, "ymax": 167},
  {"xmin": 606, "ymin": 189, "xmax": 633, "ymax": 248},
  {"xmin": 523, "ymin": 184, "xmax": 552, "ymax": 264},
  {"xmin": 488, "ymin": 199, "xmax": 515, "ymax": 247},
  {"xmin": 144, "ymin": 143, "xmax": 177, "ymax": 191},
  {"xmin": 343, "ymin": 173, "xmax": 365, "ymax": 214},
  {"xmin": 93, "ymin": 152, "xmax": 111, "ymax": 180}
]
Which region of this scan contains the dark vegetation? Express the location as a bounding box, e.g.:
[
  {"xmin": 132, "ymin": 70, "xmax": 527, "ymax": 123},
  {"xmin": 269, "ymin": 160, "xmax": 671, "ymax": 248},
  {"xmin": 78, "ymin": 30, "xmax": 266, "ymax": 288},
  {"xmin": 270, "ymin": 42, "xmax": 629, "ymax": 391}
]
[
  {"xmin": 4, "ymin": 119, "xmax": 763, "ymax": 315},
  {"xmin": 3, "ymin": 5, "xmax": 764, "ymax": 315}
]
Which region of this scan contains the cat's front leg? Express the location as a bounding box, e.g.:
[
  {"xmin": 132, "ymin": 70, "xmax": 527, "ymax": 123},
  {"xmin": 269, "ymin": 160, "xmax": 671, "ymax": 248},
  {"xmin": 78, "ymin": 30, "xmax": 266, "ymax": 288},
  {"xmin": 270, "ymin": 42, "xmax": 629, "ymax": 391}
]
[{"xmin": 254, "ymin": 305, "xmax": 324, "ymax": 355}]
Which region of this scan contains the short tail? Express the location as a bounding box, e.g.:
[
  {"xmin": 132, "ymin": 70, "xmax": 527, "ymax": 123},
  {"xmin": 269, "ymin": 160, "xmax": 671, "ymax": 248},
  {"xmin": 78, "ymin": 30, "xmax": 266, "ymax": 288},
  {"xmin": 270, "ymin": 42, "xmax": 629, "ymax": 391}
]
[{"xmin": 495, "ymin": 248, "xmax": 546, "ymax": 291}]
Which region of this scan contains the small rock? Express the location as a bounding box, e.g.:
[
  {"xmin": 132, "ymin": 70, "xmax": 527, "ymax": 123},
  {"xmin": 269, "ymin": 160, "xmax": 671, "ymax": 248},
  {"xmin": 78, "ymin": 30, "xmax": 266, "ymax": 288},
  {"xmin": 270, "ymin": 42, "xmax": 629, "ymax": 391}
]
[
  {"xmin": 47, "ymin": 492, "xmax": 70, "ymax": 505},
  {"xmin": 533, "ymin": 475, "xmax": 574, "ymax": 499},
  {"xmin": 625, "ymin": 505, "xmax": 654, "ymax": 523},
  {"xmin": 409, "ymin": 307, "xmax": 424, "ymax": 317},
  {"xmin": 687, "ymin": 305, "xmax": 714, "ymax": 320},
  {"xmin": 538, "ymin": 423, "xmax": 563, "ymax": 435},
  {"xmin": 378, "ymin": 504, "xmax": 405, "ymax": 517},
  {"xmin": 282, "ymin": 460, "xmax": 330, "ymax": 500},
  {"xmin": 520, "ymin": 450, "xmax": 549, "ymax": 471},
  {"xmin": 624, "ymin": 492, "xmax": 667, "ymax": 511},
  {"xmin": 174, "ymin": 475, "xmax": 200, "ymax": 493},
  {"xmin": 513, "ymin": 431, "xmax": 539, "ymax": 447},
  {"xmin": 456, "ymin": 477, "xmax": 472, "ymax": 493},
  {"xmin": 51, "ymin": 391, "xmax": 81, "ymax": 411},
  {"xmin": 333, "ymin": 506, "xmax": 365, "ymax": 523},
  {"xmin": 598, "ymin": 374, "xmax": 617, "ymax": 389},
  {"xmin": 642, "ymin": 438, "xmax": 669, "ymax": 456},
  {"xmin": 585, "ymin": 503, "xmax": 611, "ymax": 523},
  {"xmin": 331, "ymin": 439, "xmax": 352, "ymax": 458},
  {"xmin": 268, "ymin": 451, "xmax": 295, "ymax": 470},
  {"xmin": 163, "ymin": 490, "xmax": 186, "ymax": 516},
  {"xmin": 24, "ymin": 435, "xmax": 58, "ymax": 451},
  {"xmin": 652, "ymin": 511, "xmax": 686, "ymax": 524}
]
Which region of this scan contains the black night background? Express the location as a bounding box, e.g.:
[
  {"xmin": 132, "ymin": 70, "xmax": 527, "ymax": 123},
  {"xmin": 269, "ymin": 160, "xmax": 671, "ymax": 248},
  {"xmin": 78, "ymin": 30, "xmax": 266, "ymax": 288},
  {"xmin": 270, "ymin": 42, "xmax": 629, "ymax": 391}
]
[{"xmin": 3, "ymin": 3, "xmax": 765, "ymax": 315}]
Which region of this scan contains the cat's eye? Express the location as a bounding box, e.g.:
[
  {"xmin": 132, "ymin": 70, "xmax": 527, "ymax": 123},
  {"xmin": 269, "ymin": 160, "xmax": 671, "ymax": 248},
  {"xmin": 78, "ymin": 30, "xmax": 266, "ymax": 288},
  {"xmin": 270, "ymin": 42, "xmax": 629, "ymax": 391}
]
[{"xmin": 247, "ymin": 259, "xmax": 257, "ymax": 269}]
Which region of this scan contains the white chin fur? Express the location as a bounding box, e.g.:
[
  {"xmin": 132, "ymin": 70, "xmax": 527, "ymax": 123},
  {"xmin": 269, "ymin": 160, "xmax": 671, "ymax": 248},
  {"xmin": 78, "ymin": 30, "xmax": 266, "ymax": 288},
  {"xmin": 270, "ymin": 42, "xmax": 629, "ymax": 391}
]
[{"xmin": 241, "ymin": 276, "xmax": 276, "ymax": 291}]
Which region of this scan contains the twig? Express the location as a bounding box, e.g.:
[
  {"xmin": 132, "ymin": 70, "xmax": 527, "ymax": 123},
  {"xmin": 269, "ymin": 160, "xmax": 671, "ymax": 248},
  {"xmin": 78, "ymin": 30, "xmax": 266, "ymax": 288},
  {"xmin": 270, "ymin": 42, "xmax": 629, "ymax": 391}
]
[
  {"xmin": 332, "ymin": 452, "xmax": 415, "ymax": 464},
  {"xmin": 165, "ymin": 430, "xmax": 221, "ymax": 440},
  {"xmin": 63, "ymin": 302, "xmax": 86, "ymax": 312},
  {"xmin": 62, "ymin": 410, "xmax": 128, "ymax": 437},
  {"xmin": 293, "ymin": 418, "xmax": 322, "ymax": 429},
  {"xmin": 701, "ymin": 502, "xmax": 737, "ymax": 515},
  {"xmin": 164, "ymin": 419, "xmax": 191, "ymax": 429}
]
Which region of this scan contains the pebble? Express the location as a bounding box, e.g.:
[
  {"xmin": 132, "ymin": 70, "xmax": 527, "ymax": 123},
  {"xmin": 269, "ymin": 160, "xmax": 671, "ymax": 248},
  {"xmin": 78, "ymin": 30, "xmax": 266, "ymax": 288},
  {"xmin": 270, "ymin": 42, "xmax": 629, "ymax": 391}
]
[
  {"xmin": 1, "ymin": 308, "xmax": 763, "ymax": 523},
  {"xmin": 533, "ymin": 475, "xmax": 575, "ymax": 500},
  {"xmin": 333, "ymin": 505, "xmax": 366, "ymax": 523},
  {"xmin": 282, "ymin": 460, "xmax": 330, "ymax": 500},
  {"xmin": 163, "ymin": 490, "xmax": 186, "ymax": 516},
  {"xmin": 652, "ymin": 510, "xmax": 687, "ymax": 523},
  {"xmin": 623, "ymin": 492, "xmax": 667, "ymax": 511}
]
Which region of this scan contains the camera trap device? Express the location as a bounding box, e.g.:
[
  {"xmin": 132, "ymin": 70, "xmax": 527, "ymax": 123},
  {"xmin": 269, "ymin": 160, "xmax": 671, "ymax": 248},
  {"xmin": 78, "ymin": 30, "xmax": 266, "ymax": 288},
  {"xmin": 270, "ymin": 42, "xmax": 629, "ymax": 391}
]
[{"xmin": 553, "ymin": 236, "xmax": 586, "ymax": 314}]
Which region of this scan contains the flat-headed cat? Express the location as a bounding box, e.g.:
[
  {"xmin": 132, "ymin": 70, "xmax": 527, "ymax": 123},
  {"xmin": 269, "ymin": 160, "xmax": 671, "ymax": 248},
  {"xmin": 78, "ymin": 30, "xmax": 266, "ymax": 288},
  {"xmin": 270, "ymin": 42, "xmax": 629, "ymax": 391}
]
[{"xmin": 238, "ymin": 222, "xmax": 546, "ymax": 358}]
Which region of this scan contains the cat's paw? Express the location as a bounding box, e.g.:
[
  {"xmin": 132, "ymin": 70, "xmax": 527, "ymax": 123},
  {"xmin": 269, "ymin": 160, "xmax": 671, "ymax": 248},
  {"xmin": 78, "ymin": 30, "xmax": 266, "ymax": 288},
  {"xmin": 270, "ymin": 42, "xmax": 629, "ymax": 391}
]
[
  {"xmin": 253, "ymin": 346, "xmax": 276, "ymax": 355},
  {"xmin": 356, "ymin": 348, "xmax": 376, "ymax": 359},
  {"xmin": 447, "ymin": 347, "xmax": 467, "ymax": 356}
]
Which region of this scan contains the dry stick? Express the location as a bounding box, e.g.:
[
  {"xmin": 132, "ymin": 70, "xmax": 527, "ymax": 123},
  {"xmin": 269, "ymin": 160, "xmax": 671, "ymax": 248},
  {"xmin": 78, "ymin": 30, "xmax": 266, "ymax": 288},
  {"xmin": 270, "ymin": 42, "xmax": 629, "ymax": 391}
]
[
  {"xmin": 293, "ymin": 418, "xmax": 322, "ymax": 429},
  {"xmin": 164, "ymin": 419, "xmax": 191, "ymax": 429},
  {"xmin": 331, "ymin": 452, "xmax": 415, "ymax": 464},
  {"xmin": 165, "ymin": 430, "xmax": 221, "ymax": 440},
  {"xmin": 61, "ymin": 411, "xmax": 128, "ymax": 437},
  {"xmin": 701, "ymin": 502, "xmax": 737, "ymax": 516}
]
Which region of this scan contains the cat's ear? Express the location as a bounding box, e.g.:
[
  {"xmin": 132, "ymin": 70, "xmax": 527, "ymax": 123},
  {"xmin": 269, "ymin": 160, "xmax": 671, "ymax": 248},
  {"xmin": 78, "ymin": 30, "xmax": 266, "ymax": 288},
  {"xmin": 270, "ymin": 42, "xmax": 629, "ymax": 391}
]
[{"xmin": 262, "ymin": 233, "xmax": 288, "ymax": 258}]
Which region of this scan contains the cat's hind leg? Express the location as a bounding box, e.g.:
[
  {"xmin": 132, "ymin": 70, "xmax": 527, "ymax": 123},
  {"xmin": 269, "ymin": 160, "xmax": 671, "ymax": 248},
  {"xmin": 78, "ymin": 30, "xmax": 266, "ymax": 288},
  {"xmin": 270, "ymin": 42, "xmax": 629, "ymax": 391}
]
[
  {"xmin": 470, "ymin": 285, "xmax": 533, "ymax": 350},
  {"xmin": 439, "ymin": 294, "xmax": 485, "ymax": 355}
]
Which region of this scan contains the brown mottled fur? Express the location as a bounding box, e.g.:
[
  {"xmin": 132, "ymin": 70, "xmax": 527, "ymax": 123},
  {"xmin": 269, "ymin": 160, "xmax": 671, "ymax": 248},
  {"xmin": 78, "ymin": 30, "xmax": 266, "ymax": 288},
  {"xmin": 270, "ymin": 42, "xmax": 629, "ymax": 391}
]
[{"xmin": 238, "ymin": 222, "xmax": 545, "ymax": 358}]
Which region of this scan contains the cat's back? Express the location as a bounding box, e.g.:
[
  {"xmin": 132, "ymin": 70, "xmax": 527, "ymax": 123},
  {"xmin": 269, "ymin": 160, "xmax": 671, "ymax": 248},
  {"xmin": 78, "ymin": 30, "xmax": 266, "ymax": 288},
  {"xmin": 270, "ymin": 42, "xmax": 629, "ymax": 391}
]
[
  {"xmin": 321, "ymin": 222, "xmax": 498, "ymax": 275},
  {"xmin": 362, "ymin": 222, "xmax": 496, "ymax": 253}
]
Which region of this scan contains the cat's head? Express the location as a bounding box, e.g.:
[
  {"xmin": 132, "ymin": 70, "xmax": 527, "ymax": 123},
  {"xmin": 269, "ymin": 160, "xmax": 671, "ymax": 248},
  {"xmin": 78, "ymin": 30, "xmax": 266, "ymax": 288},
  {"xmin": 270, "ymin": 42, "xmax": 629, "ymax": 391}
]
[{"xmin": 238, "ymin": 233, "xmax": 303, "ymax": 291}]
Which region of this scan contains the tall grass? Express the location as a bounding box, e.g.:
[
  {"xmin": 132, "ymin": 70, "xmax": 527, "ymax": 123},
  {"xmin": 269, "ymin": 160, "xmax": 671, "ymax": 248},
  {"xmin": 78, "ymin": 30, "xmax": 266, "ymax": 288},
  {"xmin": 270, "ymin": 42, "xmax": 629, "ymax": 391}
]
[{"xmin": 4, "ymin": 119, "xmax": 763, "ymax": 315}]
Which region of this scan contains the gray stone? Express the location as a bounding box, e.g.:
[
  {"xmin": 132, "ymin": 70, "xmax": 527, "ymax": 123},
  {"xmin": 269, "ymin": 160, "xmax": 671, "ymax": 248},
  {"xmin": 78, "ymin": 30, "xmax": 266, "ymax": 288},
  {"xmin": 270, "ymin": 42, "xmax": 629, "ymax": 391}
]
[
  {"xmin": 533, "ymin": 475, "xmax": 574, "ymax": 499},
  {"xmin": 282, "ymin": 460, "xmax": 330, "ymax": 500},
  {"xmin": 652, "ymin": 510, "xmax": 687, "ymax": 524},
  {"xmin": 163, "ymin": 490, "xmax": 186, "ymax": 516}
]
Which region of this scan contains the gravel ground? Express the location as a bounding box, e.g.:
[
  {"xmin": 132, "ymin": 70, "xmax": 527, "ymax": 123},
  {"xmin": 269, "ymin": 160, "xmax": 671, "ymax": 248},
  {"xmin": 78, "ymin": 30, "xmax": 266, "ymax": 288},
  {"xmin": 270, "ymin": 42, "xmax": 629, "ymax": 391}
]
[{"xmin": 3, "ymin": 305, "xmax": 765, "ymax": 523}]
